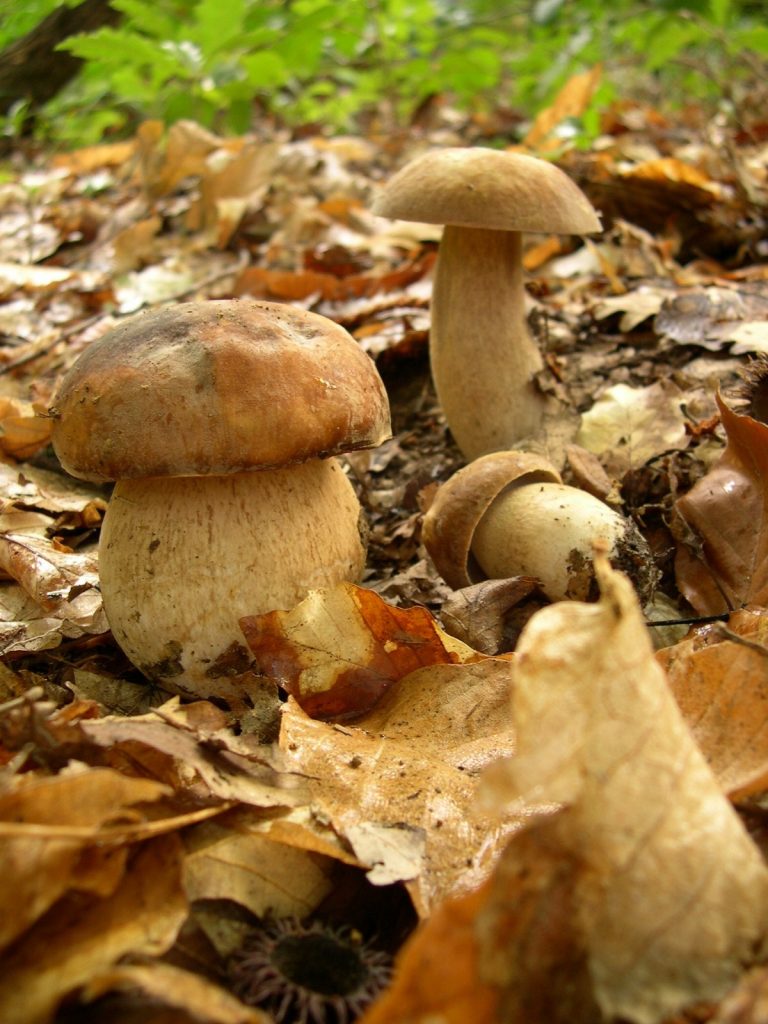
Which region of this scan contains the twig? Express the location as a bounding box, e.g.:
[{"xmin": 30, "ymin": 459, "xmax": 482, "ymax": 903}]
[
  {"xmin": 646, "ymin": 614, "xmax": 728, "ymax": 628},
  {"xmin": 0, "ymin": 313, "xmax": 102, "ymax": 377}
]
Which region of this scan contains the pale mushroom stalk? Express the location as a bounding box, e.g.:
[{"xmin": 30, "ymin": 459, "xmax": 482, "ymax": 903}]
[
  {"xmin": 99, "ymin": 462, "xmax": 365, "ymax": 687},
  {"xmin": 431, "ymin": 226, "xmax": 545, "ymax": 458}
]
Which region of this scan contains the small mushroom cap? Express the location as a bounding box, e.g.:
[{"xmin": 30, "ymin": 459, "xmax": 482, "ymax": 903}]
[
  {"xmin": 51, "ymin": 300, "xmax": 391, "ymax": 482},
  {"xmin": 372, "ymin": 148, "xmax": 601, "ymax": 235},
  {"xmin": 422, "ymin": 451, "xmax": 562, "ymax": 590}
]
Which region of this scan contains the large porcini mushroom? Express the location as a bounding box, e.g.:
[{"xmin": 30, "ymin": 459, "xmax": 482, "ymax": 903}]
[
  {"xmin": 50, "ymin": 300, "xmax": 391, "ymax": 695},
  {"xmin": 422, "ymin": 451, "xmax": 658, "ymax": 602},
  {"xmin": 372, "ymin": 148, "xmax": 601, "ymax": 460}
]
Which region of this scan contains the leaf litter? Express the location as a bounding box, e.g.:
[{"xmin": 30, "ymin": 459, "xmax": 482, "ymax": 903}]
[{"xmin": 0, "ymin": 76, "xmax": 767, "ymax": 1023}]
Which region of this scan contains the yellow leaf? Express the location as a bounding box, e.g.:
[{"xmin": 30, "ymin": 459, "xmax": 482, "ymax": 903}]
[{"xmin": 523, "ymin": 66, "xmax": 603, "ymax": 149}]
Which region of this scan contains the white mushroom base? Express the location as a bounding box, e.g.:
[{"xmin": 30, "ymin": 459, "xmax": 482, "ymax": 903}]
[
  {"xmin": 471, "ymin": 481, "xmax": 636, "ymax": 602},
  {"xmin": 98, "ymin": 459, "xmax": 365, "ymax": 695}
]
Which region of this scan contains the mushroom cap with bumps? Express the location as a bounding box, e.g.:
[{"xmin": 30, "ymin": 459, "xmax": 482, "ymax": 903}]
[
  {"xmin": 50, "ymin": 299, "xmax": 391, "ymax": 482},
  {"xmin": 372, "ymin": 148, "xmax": 601, "ymax": 235}
]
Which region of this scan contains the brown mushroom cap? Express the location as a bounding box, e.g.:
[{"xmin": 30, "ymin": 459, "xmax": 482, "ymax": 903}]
[
  {"xmin": 51, "ymin": 300, "xmax": 391, "ymax": 482},
  {"xmin": 372, "ymin": 148, "xmax": 601, "ymax": 235}
]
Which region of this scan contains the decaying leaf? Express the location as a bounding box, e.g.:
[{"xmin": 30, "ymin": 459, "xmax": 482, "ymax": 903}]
[
  {"xmin": 360, "ymin": 882, "xmax": 501, "ymax": 1024},
  {"xmin": 675, "ymin": 394, "xmax": 768, "ymax": 613},
  {"xmin": 713, "ymin": 965, "xmax": 768, "ymax": 1024},
  {"xmin": 0, "ymin": 532, "xmax": 99, "ymax": 612},
  {"xmin": 658, "ymin": 607, "xmax": 768, "ymax": 800},
  {"xmin": 279, "ymin": 651, "xmax": 519, "ymax": 917},
  {"xmin": 361, "ymin": 814, "xmax": 594, "ymax": 1024},
  {"xmin": 438, "ymin": 577, "xmax": 541, "ymax": 655},
  {"xmin": 183, "ymin": 815, "xmax": 337, "ymax": 919},
  {"xmin": 523, "ymin": 65, "xmax": 603, "ymax": 150},
  {"xmin": 0, "ymin": 768, "xmax": 171, "ymax": 952},
  {"xmin": 0, "ymin": 833, "xmax": 187, "ymax": 1024},
  {"xmin": 46, "ymin": 697, "xmax": 306, "ymax": 809},
  {"xmin": 0, "ymin": 463, "xmax": 109, "ymax": 652},
  {"xmin": 591, "ymin": 286, "xmax": 667, "ymax": 331},
  {"xmin": 241, "ymin": 582, "xmax": 476, "ymax": 720},
  {"xmin": 0, "ymin": 397, "xmax": 52, "ymax": 460},
  {"xmin": 655, "ymin": 287, "xmax": 768, "ymax": 353},
  {"xmin": 501, "ymin": 557, "xmax": 768, "ymax": 1022},
  {"xmin": 576, "ymin": 380, "xmax": 688, "ymax": 476},
  {"xmin": 363, "ymin": 560, "xmax": 768, "ymax": 1024},
  {"xmin": 80, "ymin": 961, "xmax": 270, "ymax": 1023}
]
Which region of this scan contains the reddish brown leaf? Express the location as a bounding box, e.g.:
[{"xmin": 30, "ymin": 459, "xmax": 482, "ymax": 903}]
[
  {"xmin": 240, "ymin": 583, "xmax": 474, "ymax": 720},
  {"xmin": 675, "ymin": 394, "xmax": 768, "ymax": 613}
]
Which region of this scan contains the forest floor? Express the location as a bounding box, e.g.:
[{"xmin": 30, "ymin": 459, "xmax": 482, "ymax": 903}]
[{"xmin": 1, "ymin": 80, "xmax": 768, "ymax": 1024}]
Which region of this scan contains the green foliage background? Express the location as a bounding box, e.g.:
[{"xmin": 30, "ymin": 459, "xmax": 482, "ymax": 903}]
[{"xmin": 1, "ymin": 0, "xmax": 766, "ymax": 145}]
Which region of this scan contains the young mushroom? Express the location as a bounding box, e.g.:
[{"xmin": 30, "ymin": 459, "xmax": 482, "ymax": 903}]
[
  {"xmin": 49, "ymin": 300, "xmax": 391, "ymax": 696},
  {"xmin": 373, "ymin": 148, "xmax": 601, "ymax": 460},
  {"xmin": 422, "ymin": 451, "xmax": 658, "ymax": 603}
]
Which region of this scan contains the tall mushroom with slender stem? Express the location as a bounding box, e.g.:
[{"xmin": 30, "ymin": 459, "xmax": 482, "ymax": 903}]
[
  {"xmin": 49, "ymin": 300, "xmax": 391, "ymax": 697},
  {"xmin": 373, "ymin": 148, "xmax": 601, "ymax": 460}
]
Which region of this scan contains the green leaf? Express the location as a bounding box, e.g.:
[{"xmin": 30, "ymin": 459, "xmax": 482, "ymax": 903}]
[
  {"xmin": 241, "ymin": 51, "xmax": 290, "ymax": 89},
  {"xmin": 111, "ymin": 0, "xmax": 181, "ymax": 39},
  {"xmin": 708, "ymin": 0, "xmax": 731, "ymax": 27},
  {"xmin": 189, "ymin": 0, "xmax": 248, "ymax": 58}
]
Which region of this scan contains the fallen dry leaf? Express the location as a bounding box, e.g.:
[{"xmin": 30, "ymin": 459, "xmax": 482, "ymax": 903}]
[
  {"xmin": 498, "ymin": 557, "xmax": 768, "ymax": 1023},
  {"xmin": 438, "ymin": 577, "xmax": 540, "ymax": 655},
  {"xmin": 576, "ymin": 380, "xmax": 688, "ymax": 476},
  {"xmin": 675, "ymin": 393, "xmax": 768, "ymax": 612},
  {"xmin": 279, "ymin": 651, "xmax": 519, "ymax": 917},
  {"xmin": 241, "ymin": 582, "xmax": 475, "ymax": 720},
  {"xmin": 0, "ymin": 767, "xmax": 170, "ymax": 952},
  {"xmin": 591, "ymin": 285, "xmax": 667, "ymax": 331},
  {"xmin": 0, "ymin": 396, "xmax": 52, "ymax": 460},
  {"xmin": 360, "ymin": 882, "xmax": 501, "ymax": 1024},
  {"xmin": 713, "ymin": 964, "xmax": 768, "ymax": 1024},
  {"xmin": 364, "ymin": 560, "xmax": 768, "ymax": 1024},
  {"xmin": 361, "ymin": 814, "xmax": 593, "ymax": 1024},
  {"xmin": 183, "ymin": 814, "xmax": 337, "ymax": 919},
  {"xmin": 80, "ymin": 961, "xmax": 270, "ymax": 1023},
  {"xmin": 658, "ymin": 607, "xmax": 768, "ymax": 800},
  {"xmin": 0, "ymin": 833, "xmax": 187, "ymax": 1024},
  {"xmin": 0, "ymin": 532, "xmax": 99, "ymax": 611},
  {"xmin": 523, "ymin": 65, "xmax": 603, "ymax": 150},
  {"xmin": 47, "ymin": 697, "xmax": 306, "ymax": 809}
]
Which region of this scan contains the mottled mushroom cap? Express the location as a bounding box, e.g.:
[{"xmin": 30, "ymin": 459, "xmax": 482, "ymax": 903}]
[
  {"xmin": 51, "ymin": 300, "xmax": 391, "ymax": 482},
  {"xmin": 373, "ymin": 147, "xmax": 601, "ymax": 235}
]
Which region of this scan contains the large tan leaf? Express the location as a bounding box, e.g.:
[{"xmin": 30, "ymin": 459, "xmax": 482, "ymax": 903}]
[
  {"xmin": 361, "ymin": 816, "xmax": 593, "ymax": 1024},
  {"xmin": 363, "ymin": 561, "xmax": 768, "ymax": 1024},
  {"xmin": 500, "ymin": 558, "xmax": 768, "ymax": 1023},
  {"xmin": 675, "ymin": 394, "xmax": 768, "ymax": 612},
  {"xmin": 280, "ymin": 654, "xmax": 519, "ymax": 918}
]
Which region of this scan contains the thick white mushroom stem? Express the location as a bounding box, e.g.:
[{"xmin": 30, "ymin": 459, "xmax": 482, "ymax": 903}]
[
  {"xmin": 98, "ymin": 458, "xmax": 365, "ymax": 695},
  {"xmin": 470, "ymin": 481, "xmax": 637, "ymax": 602},
  {"xmin": 431, "ymin": 225, "xmax": 548, "ymax": 459}
]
